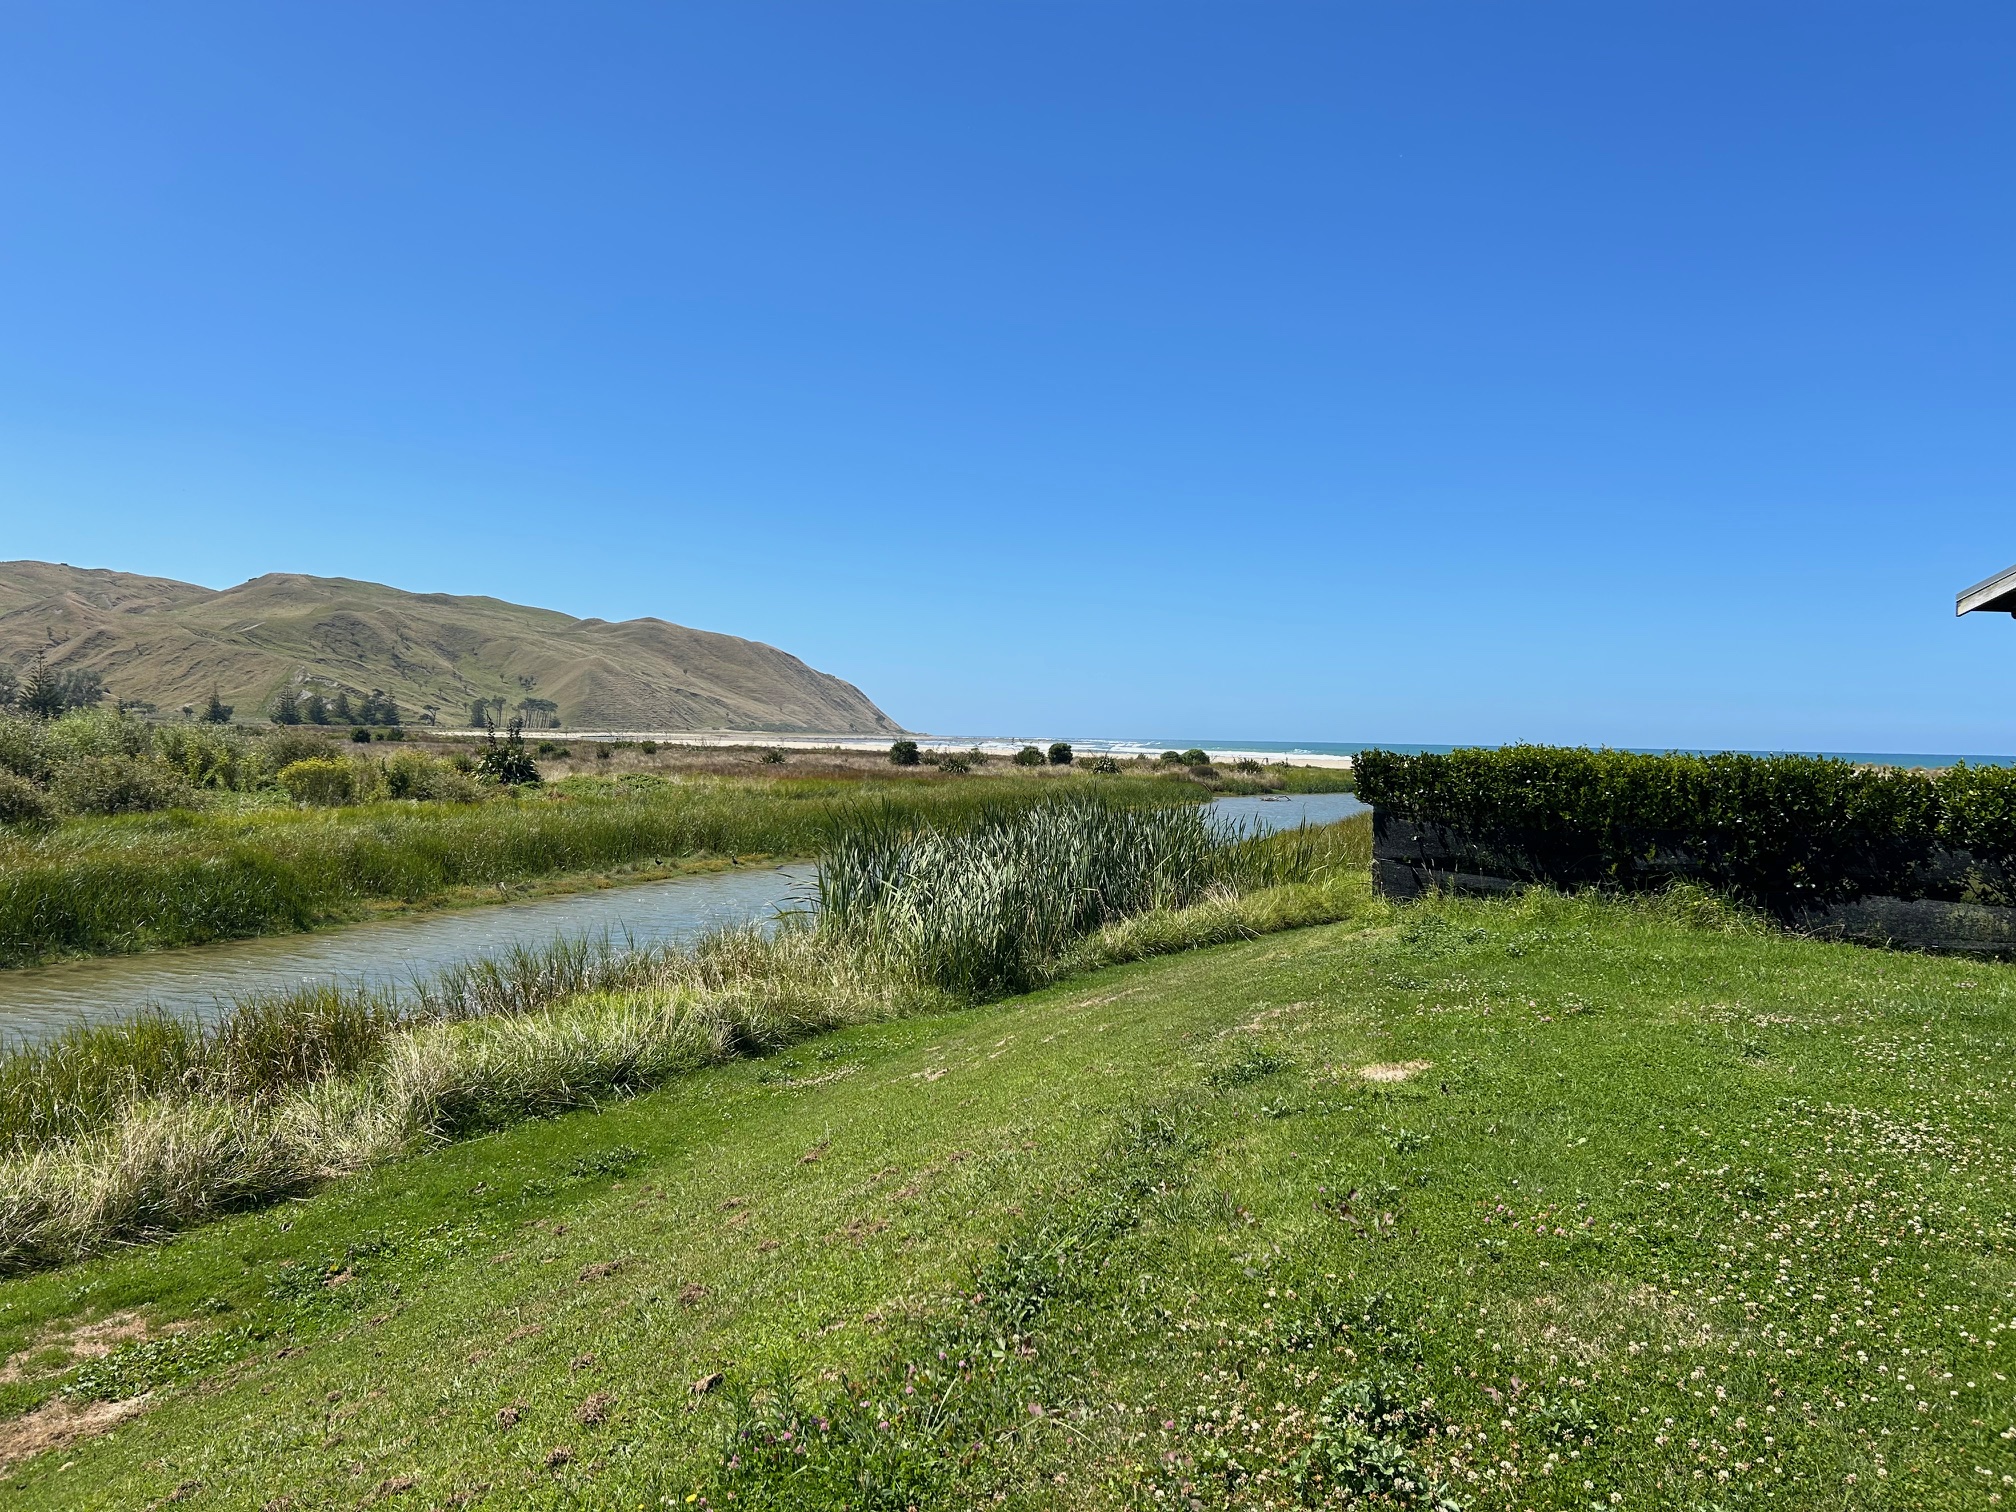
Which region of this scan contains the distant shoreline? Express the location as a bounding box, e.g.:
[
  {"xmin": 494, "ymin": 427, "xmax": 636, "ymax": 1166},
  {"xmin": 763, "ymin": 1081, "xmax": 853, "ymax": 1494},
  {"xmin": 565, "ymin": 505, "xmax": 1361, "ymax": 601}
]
[{"xmin": 435, "ymin": 730, "xmax": 2016, "ymax": 772}]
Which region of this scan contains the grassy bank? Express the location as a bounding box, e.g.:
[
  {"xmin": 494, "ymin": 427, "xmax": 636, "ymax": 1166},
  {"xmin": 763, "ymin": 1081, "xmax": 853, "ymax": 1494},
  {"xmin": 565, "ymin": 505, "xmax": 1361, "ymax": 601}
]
[
  {"xmin": 0, "ymin": 770, "xmax": 1207, "ymax": 966},
  {"xmin": 0, "ymin": 876, "xmax": 2006, "ymax": 1505},
  {"xmin": 0, "ymin": 808, "xmax": 1370, "ymax": 1268}
]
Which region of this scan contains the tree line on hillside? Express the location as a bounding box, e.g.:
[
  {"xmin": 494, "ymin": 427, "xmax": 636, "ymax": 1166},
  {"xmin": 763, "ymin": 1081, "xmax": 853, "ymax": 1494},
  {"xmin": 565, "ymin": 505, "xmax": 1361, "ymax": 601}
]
[
  {"xmin": 271, "ymin": 688, "xmax": 402, "ymax": 727},
  {"xmin": 470, "ymin": 695, "xmax": 561, "ymax": 729},
  {"xmin": 0, "ymin": 659, "xmax": 106, "ymax": 719}
]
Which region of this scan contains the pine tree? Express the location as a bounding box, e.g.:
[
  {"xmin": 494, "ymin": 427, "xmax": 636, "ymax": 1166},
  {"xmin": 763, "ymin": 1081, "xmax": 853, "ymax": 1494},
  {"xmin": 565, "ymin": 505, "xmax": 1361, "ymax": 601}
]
[
  {"xmin": 271, "ymin": 690, "xmax": 301, "ymax": 725},
  {"xmin": 20, "ymin": 658, "xmax": 65, "ymax": 720},
  {"xmin": 357, "ymin": 690, "xmax": 402, "ymax": 727},
  {"xmin": 303, "ymin": 691, "xmax": 329, "ymax": 725},
  {"xmin": 331, "ymin": 691, "xmax": 354, "ymax": 724},
  {"xmin": 201, "ymin": 688, "xmax": 234, "ymax": 724}
]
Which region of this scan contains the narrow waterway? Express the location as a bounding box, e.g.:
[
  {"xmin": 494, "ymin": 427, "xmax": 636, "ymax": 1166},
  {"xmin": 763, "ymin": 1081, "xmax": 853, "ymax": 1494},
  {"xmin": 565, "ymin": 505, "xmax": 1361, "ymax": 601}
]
[{"xmin": 0, "ymin": 791, "xmax": 1364, "ymax": 1043}]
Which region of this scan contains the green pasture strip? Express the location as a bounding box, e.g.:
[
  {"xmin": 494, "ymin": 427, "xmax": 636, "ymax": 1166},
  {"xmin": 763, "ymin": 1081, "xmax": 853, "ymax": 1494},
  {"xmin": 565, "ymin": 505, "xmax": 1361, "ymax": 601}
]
[
  {"xmin": 4, "ymin": 886, "xmax": 2011, "ymax": 1507},
  {"xmin": 0, "ymin": 772, "xmax": 1201, "ymax": 966}
]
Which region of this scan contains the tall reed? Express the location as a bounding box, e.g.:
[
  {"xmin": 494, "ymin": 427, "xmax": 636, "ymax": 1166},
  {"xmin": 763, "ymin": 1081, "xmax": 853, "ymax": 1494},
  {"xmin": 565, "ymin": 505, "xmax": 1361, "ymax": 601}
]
[{"xmin": 815, "ymin": 798, "xmax": 1355, "ymax": 998}]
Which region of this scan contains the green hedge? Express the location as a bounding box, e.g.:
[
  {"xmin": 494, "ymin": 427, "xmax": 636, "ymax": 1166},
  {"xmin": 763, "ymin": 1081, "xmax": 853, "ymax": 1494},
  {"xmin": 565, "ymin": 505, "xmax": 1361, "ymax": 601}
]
[{"xmin": 1353, "ymin": 746, "xmax": 2016, "ymax": 912}]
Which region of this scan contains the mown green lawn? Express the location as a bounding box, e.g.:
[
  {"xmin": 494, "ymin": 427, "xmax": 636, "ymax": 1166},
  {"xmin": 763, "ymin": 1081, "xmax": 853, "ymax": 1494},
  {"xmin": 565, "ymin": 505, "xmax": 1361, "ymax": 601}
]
[{"xmin": 2, "ymin": 887, "xmax": 2012, "ymax": 1508}]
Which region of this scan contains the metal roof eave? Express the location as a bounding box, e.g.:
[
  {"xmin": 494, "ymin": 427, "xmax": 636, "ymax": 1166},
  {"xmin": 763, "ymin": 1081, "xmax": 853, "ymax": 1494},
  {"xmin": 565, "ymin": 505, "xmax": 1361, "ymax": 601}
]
[{"xmin": 1957, "ymin": 563, "xmax": 2016, "ymax": 616}]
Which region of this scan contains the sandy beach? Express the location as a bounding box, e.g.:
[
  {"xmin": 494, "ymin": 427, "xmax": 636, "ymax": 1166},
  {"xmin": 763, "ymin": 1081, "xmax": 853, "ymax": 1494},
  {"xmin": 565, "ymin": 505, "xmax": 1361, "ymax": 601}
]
[{"xmin": 456, "ymin": 730, "xmax": 1358, "ymax": 770}]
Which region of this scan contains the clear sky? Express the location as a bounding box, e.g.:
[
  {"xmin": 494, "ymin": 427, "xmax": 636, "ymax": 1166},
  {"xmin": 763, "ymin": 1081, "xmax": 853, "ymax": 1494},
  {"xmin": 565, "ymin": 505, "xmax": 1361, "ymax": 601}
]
[{"xmin": 2, "ymin": 4, "xmax": 2012, "ymax": 750}]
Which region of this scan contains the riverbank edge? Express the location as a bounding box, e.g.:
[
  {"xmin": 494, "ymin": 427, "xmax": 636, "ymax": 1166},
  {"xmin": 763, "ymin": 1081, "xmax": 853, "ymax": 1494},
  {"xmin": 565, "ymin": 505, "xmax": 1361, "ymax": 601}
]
[
  {"xmin": 0, "ymin": 856, "xmax": 1375, "ymax": 1275},
  {"xmin": 0, "ymin": 851, "xmax": 805, "ymax": 976}
]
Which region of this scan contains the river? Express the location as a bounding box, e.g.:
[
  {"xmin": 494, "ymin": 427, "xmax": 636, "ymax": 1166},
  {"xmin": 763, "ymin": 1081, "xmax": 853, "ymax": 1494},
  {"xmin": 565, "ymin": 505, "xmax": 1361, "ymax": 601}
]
[{"xmin": 0, "ymin": 790, "xmax": 1366, "ymax": 1042}]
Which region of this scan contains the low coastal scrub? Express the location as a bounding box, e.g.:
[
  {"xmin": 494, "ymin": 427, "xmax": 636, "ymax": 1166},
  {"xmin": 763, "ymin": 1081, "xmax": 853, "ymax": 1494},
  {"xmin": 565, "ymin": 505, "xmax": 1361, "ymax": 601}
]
[
  {"xmin": 1357, "ymin": 743, "xmax": 2016, "ymax": 912},
  {"xmin": 0, "ymin": 808, "xmax": 1369, "ymax": 1269},
  {"xmin": 0, "ymin": 771, "xmax": 1202, "ymax": 966},
  {"xmin": 0, "ymin": 707, "xmax": 514, "ymax": 823},
  {"xmin": 0, "ymin": 710, "xmax": 342, "ymax": 819}
]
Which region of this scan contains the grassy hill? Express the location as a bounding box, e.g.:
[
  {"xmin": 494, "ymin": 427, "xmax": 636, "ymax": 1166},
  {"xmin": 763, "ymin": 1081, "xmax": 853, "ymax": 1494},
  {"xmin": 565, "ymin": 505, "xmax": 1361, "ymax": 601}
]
[
  {"xmin": 0, "ymin": 561, "xmax": 901, "ymax": 733},
  {"xmin": 0, "ymin": 883, "xmax": 2005, "ymax": 1506}
]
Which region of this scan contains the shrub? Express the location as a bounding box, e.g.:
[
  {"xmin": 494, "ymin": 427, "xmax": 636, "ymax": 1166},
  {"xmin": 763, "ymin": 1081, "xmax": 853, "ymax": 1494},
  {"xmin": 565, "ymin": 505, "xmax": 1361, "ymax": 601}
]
[
  {"xmin": 154, "ymin": 723, "xmax": 267, "ymax": 791},
  {"xmin": 45, "ymin": 708, "xmax": 151, "ymax": 764},
  {"xmin": 278, "ymin": 758, "xmax": 362, "ymax": 807},
  {"xmin": 350, "ymin": 727, "xmax": 373, "ymax": 744},
  {"xmin": 937, "ymin": 755, "xmax": 971, "ymax": 775},
  {"xmin": 888, "ymin": 740, "xmax": 921, "ymax": 767},
  {"xmin": 1159, "ymin": 751, "xmax": 1184, "ymax": 765},
  {"xmin": 1084, "ymin": 755, "xmax": 1121, "ymax": 775},
  {"xmin": 1047, "ymin": 742, "xmax": 1073, "ymax": 766},
  {"xmin": 1352, "ymin": 745, "xmax": 2005, "ymax": 913},
  {"xmin": 385, "ymin": 751, "xmax": 480, "ymax": 803},
  {"xmin": 0, "ymin": 771, "xmax": 50, "ymax": 826},
  {"xmin": 1234, "ymin": 758, "xmax": 1263, "ymax": 774},
  {"xmin": 1013, "ymin": 746, "xmax": 1044, "ymax": 767},
  {"xmin": 0, "ymin": 715, "xmax": 52, "ymax": 783},
  {"xmin": 51, "ymin": 756, "xmax": 194, "ymax": 816},
  {"xmin": 1932, "ymin": 762, "xmax": 2016, "ymax": 858},
  {"xmin": 476, "ymin": 725, "xmax": 541, "ymax": 786},
  {"xmin": 639, "ymin": 740, "xmax": 658, "ymax": 754},
  {"xmin": 1180, "ymin": 748, "xmax": 1209, "ymax": 766},
  {"xmin": 758, "ymin": 749, "xmax": 787, "ymax": 765},
  {"xmin": 265, "ymin": 730, "xmax": 335, "ymax": 769}
]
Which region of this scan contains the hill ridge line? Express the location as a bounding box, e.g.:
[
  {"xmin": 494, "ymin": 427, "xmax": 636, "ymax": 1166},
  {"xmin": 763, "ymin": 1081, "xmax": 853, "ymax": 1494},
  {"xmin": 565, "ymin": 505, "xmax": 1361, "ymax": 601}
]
[{"xmin": 0, "ymin": 560, "xmax": 902, "ymax": 736}]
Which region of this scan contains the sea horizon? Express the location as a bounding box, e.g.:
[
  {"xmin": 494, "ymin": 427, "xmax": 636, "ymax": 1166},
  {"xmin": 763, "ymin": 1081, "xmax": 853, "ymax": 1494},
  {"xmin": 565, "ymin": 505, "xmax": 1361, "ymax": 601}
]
[{"xmin": 1041, "ymin": 738, "xmax": 2016, "ymax": 770}]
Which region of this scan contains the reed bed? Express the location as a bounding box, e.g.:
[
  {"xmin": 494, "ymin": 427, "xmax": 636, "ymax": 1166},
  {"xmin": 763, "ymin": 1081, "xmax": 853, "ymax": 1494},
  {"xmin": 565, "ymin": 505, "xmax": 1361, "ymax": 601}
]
[
  {"xmin": 816, "ymin": 798, "xmax": 1358, "ymax": 997},
  {"xmin": 0, "ymin": 774, "xmax": 1192, "ymax": 965},
  {"xmin": 0, "ymin": 806, "xmax": 1369, "ymax": 1271}
]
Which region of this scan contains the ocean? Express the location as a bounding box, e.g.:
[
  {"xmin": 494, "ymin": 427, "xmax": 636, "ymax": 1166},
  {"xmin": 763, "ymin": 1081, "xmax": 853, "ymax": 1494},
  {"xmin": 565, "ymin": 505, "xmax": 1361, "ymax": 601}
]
[{"xmin": 1048, "ymin": 738, "xmax": 2016, "ymax": 771}]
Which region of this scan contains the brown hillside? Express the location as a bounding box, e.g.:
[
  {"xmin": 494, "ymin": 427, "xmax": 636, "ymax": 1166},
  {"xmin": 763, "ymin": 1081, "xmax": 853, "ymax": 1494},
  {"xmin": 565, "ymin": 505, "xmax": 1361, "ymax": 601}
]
[{"xmin": 0, "ymin": 562, "xmax": 902, "ymax": 734}]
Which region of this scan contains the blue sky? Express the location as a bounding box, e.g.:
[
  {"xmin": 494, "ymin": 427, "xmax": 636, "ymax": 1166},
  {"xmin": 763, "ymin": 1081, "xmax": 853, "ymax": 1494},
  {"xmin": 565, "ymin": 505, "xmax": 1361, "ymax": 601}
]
[{"xmin": 2, "ymin": 3, "xmax": 2012, "ymax": 750}]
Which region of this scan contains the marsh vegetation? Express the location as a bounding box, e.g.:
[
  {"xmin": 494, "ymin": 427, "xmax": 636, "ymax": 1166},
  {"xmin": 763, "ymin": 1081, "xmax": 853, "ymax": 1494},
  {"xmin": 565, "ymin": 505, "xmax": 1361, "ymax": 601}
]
[{"xmin": 0, "ymin": 804, "xmax": 1368, "ymax": 1270}]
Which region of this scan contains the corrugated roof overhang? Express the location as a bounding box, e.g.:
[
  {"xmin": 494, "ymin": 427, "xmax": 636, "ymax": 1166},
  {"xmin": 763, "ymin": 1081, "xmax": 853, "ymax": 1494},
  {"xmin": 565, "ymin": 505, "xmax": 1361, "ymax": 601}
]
[{"xmin": 1958, "ymin": 564, "xmax": 2016, "ymax": 616}]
